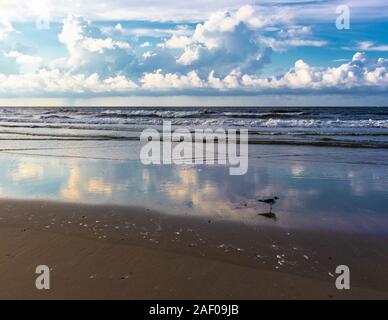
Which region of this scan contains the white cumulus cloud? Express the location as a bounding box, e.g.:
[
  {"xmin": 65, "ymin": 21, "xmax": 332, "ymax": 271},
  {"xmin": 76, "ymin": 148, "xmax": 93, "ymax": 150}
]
[
  {"xmin": 4, "ymin": 51, "xmax": 42, "ymax": 65},
  {"xmin": 0, "ymin": 19, "xmax": 15, "ymax": 40},
  {"xmin": 141, "ymin": 69, "xmax": 205, "ymax": 90},
  {"xmin": 58, "ymin": 15, "xmax": 131, "ymax": 70},
  {"xmin": 0, "ymin": 69, "xmax": 137, "ymax": 95}
]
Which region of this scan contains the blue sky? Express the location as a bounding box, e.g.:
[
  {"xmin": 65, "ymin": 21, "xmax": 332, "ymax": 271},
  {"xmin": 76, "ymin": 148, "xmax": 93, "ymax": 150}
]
[{"xmin": 1, "ymin": 0, "xmax": 388, "ymax": 106}]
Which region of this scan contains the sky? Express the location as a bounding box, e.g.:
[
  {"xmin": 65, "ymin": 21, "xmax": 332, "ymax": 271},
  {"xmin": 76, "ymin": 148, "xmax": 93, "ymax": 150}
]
[{"xmin": 1, "ymin": 0, "xmax": 388, "ymax": 106}]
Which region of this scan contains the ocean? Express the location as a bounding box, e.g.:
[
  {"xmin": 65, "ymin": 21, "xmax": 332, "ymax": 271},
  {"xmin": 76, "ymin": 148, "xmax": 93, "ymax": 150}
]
[{"xmin": 0, "ymin": 106, "xmax": 388, "ymax": 148}]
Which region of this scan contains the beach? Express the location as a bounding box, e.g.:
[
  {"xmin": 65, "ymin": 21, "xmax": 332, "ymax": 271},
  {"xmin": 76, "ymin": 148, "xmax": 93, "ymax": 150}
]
[
  {"xmin": 0, "ymin": 107, "xmax": 388, "ymax": 299},
  {"xmin": 1, "ymin": 199, "xmax": 388, "ymax": 299}
]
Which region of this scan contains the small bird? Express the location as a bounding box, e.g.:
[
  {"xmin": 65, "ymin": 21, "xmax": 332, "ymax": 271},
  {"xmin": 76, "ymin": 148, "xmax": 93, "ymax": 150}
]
[{"xmin": 258, "ymin": 196, "xmax": 279, "ymax": 214}]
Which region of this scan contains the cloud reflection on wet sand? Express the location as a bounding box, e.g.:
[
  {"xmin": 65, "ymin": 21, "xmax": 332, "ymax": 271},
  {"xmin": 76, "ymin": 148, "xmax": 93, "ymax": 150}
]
[{"xmin": 1, "ymin": 144, "xmax": 388, "ymax": 235}]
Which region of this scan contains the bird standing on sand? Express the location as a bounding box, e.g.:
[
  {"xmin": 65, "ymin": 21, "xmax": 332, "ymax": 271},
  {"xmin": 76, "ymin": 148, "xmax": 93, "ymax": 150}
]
[{"xmin": 258, "ymin": 197, "xmax": 279, "ymax": 219}]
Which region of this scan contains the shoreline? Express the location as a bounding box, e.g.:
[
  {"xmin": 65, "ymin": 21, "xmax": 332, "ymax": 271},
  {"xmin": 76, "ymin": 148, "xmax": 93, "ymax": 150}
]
[
  {"xmin": 1, "ymin": 199, "xmax": 388, "ymax": 299},
  {"xmin": 0, "ymin": 132, "xmax": 387, "ymax": 149}
]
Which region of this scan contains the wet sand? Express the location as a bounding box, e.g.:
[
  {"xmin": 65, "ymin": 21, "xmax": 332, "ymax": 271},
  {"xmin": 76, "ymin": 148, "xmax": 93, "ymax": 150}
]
[{"xmin": 0, "ymin": 199, "xmax": 388, "ymax": 299}]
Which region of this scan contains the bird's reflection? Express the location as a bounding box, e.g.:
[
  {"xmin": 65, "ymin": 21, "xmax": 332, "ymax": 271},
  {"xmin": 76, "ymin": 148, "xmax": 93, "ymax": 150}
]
[{"xmin": 258, "ymin": 212, "xmax": 278, "ymax": 221}]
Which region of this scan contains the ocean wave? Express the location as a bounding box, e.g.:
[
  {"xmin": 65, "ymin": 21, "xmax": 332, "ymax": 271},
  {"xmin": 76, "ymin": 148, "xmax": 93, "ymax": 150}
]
[
  {"xmin": 0, "ymin": 117, "xmax": 388, "ymax": 129},
  {"xmin": 39, "ymin": 115, "xmax": 75, "ymax": 120},
  {"xmin": 253, "ymin": 119, "xmax": 388, "ymax": 129},
  {"xmin": 98, "ymin": 109, "xmax": 209, "ymax": 119},
  {"xmin": 221, "ymin": 111, "xmax": 312, "ymax": 118}
]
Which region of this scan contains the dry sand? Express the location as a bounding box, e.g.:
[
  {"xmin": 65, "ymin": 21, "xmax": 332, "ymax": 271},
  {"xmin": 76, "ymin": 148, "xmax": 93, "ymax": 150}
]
[{"xmin": 0, "ymin": 199, "xmax": 387, "ymax": 299}]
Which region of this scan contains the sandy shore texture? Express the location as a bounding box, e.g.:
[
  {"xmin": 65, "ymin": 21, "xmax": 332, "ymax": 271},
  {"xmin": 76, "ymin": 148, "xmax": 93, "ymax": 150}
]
[{"xmin": 0, "ymin": 199, "xmax": 388, "ymax": 300}]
